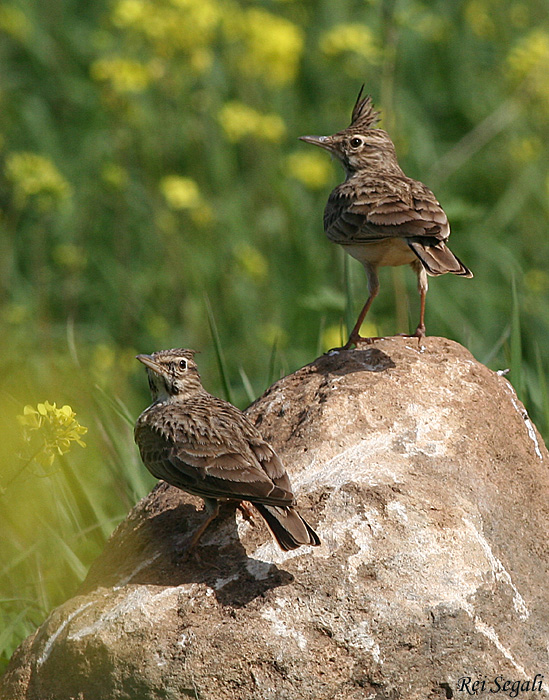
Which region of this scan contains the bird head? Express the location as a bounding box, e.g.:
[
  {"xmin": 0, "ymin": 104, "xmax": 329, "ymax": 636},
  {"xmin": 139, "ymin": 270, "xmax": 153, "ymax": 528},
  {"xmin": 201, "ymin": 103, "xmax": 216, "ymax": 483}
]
[
  {"xmin": 299, "ymin": 86, "xmax": 401, "ymax": 177},
  {"xmin": 137, "ymin": 348, "xmax": 202, "ymax": 402}
]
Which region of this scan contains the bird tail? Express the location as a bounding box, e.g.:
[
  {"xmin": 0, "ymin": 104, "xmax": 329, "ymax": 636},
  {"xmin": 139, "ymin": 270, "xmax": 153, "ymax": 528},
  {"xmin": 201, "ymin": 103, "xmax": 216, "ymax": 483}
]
[
  {"xmin": 254, "ymin": 504, "xmax": 321, "ymax": 551},
  {"xmin": 408, "ymin": 240, "xmax": 473, "ymax": 278}
]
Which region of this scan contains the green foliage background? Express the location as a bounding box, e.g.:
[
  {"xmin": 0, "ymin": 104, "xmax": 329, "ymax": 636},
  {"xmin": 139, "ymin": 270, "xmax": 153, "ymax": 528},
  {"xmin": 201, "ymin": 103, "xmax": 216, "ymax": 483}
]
[{"xmin": 1, "ymin": 0, "xmax": 548, "ymax": 670}]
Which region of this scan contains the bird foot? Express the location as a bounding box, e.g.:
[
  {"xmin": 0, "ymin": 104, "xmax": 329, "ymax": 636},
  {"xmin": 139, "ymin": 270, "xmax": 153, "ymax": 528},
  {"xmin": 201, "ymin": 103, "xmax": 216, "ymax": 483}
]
[
  {"xmin": 396, "ymin": 326, "xmax": 426, "ymax": 348},
  {"xmin": 238, "ymin": 501, "xmax": 256, "ymax": 525},
  {"xmin": 332, "ymin": 334, "xmax": 381, "ymax": 351},
  {"xmin": 341, "ymin": 333, "xmax": 383, "ymax": 350}
]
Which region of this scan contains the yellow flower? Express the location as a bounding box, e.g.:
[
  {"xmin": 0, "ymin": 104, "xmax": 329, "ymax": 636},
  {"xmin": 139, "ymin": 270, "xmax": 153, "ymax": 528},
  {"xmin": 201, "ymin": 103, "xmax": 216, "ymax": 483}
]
[
  {"xmin": 111, "ymin": 0, "xmax": 145, "ymax": 26},
  {"xmin": 524, "ymin": 269, "xmax": 549, "ymax": 294},
  {"xmin": 286, "ymin": 151, "xmax": 333, "ymax": 189},
  {"xmin": 507, "ymin": 29, "xmax": 549, "ymax": 78},
  {"xmin": 234, "ymin": 243, "xmax": 268, "ymax": 282},
  {"xmin": 160, "ymin": 175, "xmax": 201, "ymax": 209},
  {"xmin": 218, "ymin": 102, "xmax": 286, "ymax": 143},
  {"xmin": 5, "ymin": 152, "xmax": 71, "ymax": 210},
  {"xmin": 111, "ymin": 0, "xmax": 219, "ymax": 61},
  {"xmin": 18, "ymin": 402, "xmax": 87, "ymax": 468},
  {"xmin": 0, "ymin": 5, "xmax": 30, "ymax": 42},
  {"xmin": 464, "ymin": 0, "xmax": 495, "ymax": 39},
  {"xmin": 101, "ymin": 163, "xmax": 128, "ymax": 189},
  {"xmin": 508, "ymin": 135, "xmax": 541, "ymax": 163},
  {"xmin": 240, "ymin": 9, "xmax": 304, "ymax": 85},
  {"xmin": 90, "ymin": 57, "xmax": 152, "ymax": 93},
  {"xmin": 53, "ymin": 243, "xmax": 88, "ymax": 271},
  {"xmin": 506, "ymin": 29, "xmax": 549, "ymax": 111},
  {"xmin": 320, "ymin": 23, "xmax": 380, "ymax": 62}
]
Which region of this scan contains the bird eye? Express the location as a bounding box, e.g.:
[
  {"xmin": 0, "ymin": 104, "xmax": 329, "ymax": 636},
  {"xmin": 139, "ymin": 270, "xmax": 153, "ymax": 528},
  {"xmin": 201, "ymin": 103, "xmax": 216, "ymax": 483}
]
[
  {"xmin": 350, "ymin": 136, "xmax": 363, "ymax": 148},
  {"xmin": 179, "ymin": 359, "xmax": 187, "ymax": 370}
]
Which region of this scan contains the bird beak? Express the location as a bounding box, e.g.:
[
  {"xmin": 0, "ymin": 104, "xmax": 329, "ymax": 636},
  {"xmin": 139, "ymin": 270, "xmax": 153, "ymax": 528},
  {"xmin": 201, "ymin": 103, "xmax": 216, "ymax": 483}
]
[
  {"xmin": 136, "ymin": 354, "xmax": 162, "ymax": 373},
  {"xmin": 298, "ymin": 134, "xmax": 335, "ymax": 152}
]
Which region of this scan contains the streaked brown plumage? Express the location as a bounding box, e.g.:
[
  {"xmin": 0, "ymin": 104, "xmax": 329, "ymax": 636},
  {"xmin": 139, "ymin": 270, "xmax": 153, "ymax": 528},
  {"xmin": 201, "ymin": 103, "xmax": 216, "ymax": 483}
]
[
  {"xmin": 134, "ymin": 349, "xmax": 320, "ymax": 552},
  {"xmin": 300, "ymin": 87, "xmax": 473, "ymax": 348}
]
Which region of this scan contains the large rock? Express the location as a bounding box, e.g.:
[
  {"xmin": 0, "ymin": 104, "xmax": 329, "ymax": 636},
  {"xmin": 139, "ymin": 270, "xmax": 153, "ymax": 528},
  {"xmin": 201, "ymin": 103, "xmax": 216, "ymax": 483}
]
[{"xmin": 2, "ymin": 338, "xmax": 549, "ymax": 700}]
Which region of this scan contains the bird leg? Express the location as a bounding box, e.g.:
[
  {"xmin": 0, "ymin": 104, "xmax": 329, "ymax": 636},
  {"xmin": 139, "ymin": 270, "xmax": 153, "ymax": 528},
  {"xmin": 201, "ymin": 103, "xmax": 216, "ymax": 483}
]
[
  {"xmin": 343, "ymin": 263, "xmax": 380, "ymax": 349},
  {"xmin": 344, "ymin": 294, "xmax": 378, "ymax": 348},
  {"xmin": 411, "ymin": 262, "xmax": 428, "ymax": 339},
  {"xmin": 238, "ymin": 501, "xmax": 257, "ymax": 525},
  {"xmin": 397, "ymin": 262, "xmax": 427, "ymax": 344},
  {"xmin": 412, "ymin": 288, "xmax": 426, "ymax": 338},
  {"xmin": 185, "ymin": 498, "xmax": 220, "ymax": 555}
]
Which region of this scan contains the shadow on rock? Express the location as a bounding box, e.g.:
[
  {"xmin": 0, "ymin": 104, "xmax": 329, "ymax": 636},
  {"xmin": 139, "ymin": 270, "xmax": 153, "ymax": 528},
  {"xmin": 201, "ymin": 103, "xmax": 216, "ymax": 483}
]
[
  {"xmin": 80, "ymin": 483, "xmax": 293, "ymax": 608},
  {"xmin": 313, "ymin": 347, "xmax": 396, "ymax": 376}
]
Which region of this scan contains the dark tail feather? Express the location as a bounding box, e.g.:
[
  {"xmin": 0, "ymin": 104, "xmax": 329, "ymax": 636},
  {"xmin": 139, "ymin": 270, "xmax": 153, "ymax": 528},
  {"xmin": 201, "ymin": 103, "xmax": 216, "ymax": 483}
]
[
  {"xmin": 255, "ymin": 504, "xmax": 321, "ymax": 551},
  {"xmin": 408, "ymin": 240, "xmax": 473, "ymax": 278}
]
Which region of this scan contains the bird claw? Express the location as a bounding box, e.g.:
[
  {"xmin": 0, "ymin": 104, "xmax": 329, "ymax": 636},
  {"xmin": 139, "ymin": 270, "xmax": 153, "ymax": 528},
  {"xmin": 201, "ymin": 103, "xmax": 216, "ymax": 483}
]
[
  {"xmin": 341, "ymin": 334, "xmax": 381, "ymax": 350},
  {"xmin": 238, "ymin": 501, "xmax": 256, "ymax": 525},
  {"xmin": 397, "ymin": 327, "xmax": 426, "ymax": 349}
]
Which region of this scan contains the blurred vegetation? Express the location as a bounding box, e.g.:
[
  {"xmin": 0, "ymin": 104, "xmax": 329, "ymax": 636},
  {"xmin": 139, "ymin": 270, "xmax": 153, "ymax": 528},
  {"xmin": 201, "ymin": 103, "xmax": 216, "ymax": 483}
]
[{"xmin": 1, "ymin": 0, "xmax": 548, "ymax": 672}]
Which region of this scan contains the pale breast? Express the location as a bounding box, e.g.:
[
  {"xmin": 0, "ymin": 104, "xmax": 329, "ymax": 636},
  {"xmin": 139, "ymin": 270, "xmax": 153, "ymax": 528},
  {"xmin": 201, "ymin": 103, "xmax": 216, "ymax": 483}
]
[{"xmin": 343, "ymin": 238, "xmax": 416, "ymax": 268}]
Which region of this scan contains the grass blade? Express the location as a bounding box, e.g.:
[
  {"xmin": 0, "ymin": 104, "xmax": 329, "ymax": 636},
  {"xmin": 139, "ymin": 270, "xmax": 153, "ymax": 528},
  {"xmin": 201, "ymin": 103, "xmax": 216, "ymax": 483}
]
[
  {"xmin": 204, "ymin": 293, "xmax": 232, "ymax": 404},
  {"xmin": 509, "ymin": 277, "xmax": 524, "ymax": 399}
]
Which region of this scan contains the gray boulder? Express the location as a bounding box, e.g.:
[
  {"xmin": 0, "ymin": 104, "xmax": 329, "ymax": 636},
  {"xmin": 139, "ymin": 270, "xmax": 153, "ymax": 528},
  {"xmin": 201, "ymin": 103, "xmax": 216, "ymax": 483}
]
[{"xmin": 2, "ymin": 337, "xmax": 548, "ymax": 700}]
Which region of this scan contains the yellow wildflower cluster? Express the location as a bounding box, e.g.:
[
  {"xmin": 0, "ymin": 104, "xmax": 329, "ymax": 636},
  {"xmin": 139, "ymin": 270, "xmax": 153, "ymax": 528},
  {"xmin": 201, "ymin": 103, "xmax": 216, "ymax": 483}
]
[
  {"xmin": 320, "ymin": 23, "xmax": 380, "ymax": 63},
  {"xmin": 111, "ymin": 0, "xmax": 218, "ymax": 65},
  {"xmin": 237, "ymin": 9, "xmax": 304, "ymax": 86},
  {"xmin": 219, "ymin": 101, "xmax": 286, "ymax": 143},
  {"xmin": 5, "ymin": 152, "xmax": 71, "ymax": 210},
  {"xmin": 160, "ymin": 175, "xmax": 201, "ymax": 210},
  {"xmin": 101, "ymin": 1, "xmax": 303, "ymax": 88},
  {"xmin": 90, "ymin": 57, "xmax": 154, "ymax": 93},
  {"xmin": 507, "ymin": 29, "xmax": 549, "ymax": 109},
  {"xmin": 234, "ymin": 243, "xmax": 268, "ymax": 283},
  {"xmin": 18, "ymin": 402, "xmax": 87, "ymax": 468},
  {"xmin": 286, "ymin": 151, "xmax": 332, "ymax": 190},
  {"xmin": 0, "ymin": 4, "xmax": 30, "ymax": 41}
]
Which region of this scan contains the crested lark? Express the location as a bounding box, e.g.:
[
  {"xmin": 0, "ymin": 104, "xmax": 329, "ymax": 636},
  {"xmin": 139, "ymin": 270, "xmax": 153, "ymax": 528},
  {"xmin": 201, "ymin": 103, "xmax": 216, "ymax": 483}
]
[
  {"xmin": 300, "ymin": 87, "xmax": 473, "ymax": 348},
  {"xmin": 135, "ymin": 349, "xmax": 320, "ymax": 552}
]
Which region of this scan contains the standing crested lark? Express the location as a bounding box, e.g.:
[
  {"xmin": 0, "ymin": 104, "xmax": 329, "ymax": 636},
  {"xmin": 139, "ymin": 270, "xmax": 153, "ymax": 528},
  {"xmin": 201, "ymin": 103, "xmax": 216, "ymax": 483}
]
[
  {"xmin": 135, "ymin": 349, "xmax": 320, "ymax": 552},
  {"xmin": 300, "ymin": 87, "xmax": 473, "ymax": 348}
]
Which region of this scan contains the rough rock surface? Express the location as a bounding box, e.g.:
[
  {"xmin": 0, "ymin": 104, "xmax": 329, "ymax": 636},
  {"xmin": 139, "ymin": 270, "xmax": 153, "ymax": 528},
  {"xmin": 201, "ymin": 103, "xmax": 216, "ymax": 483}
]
[{"xmin": 2, "ymin": 337, "xmax": 549, "ymax": 700}]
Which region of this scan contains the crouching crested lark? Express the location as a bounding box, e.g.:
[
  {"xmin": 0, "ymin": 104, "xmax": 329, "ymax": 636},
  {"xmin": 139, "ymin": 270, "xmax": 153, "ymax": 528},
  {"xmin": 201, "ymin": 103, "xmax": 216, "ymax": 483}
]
[{"xmin": 135, "ymin": 349, "xmax": 320, "ymax": 552}]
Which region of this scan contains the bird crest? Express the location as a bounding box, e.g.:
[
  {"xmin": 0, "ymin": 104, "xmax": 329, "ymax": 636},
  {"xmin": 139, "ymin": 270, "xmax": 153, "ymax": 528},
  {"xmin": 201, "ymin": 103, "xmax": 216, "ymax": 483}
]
[{"xmin": 350, "ymin": 85, "xmax": 380, "ymax": 130}]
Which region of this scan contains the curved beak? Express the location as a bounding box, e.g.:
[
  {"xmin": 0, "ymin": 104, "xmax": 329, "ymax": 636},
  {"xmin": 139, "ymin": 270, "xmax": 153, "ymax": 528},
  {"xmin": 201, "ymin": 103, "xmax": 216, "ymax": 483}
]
[
  {"xmin": 136, "ymin": 354, "xmax": 162, "ymax": 373},
  {"xmin": 298, "ymin": 134, "xmax": 334, "ymax": 152}
]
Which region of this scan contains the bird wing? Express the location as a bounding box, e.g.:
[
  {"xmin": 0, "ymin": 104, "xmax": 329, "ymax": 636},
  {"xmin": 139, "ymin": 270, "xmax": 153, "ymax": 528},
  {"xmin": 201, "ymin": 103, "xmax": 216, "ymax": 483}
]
[
  {"xmin": 324, "ymin": 175, "xmax": 450, "ymax": 245},
  {"xmin": 135, "ymin": 401, "xmax": 295, "ymax": 507}
]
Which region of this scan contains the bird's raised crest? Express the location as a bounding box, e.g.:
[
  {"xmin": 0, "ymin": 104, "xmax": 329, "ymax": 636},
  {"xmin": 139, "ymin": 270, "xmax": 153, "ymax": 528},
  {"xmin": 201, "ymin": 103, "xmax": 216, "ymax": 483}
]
[
  {"xmin": 153, "ymin": 348, "xmax": 198, "ymax": 361},
  {"xmin": 350, "ymin": 85, "xmax": 380, "ymax": 129}
]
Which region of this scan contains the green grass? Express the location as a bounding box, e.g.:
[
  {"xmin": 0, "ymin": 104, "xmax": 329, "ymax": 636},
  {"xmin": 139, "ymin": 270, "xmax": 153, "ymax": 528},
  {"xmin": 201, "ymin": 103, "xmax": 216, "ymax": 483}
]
[{"xmin": 1, "ymin": 0, "xmax": 549, "ymax": 673}]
